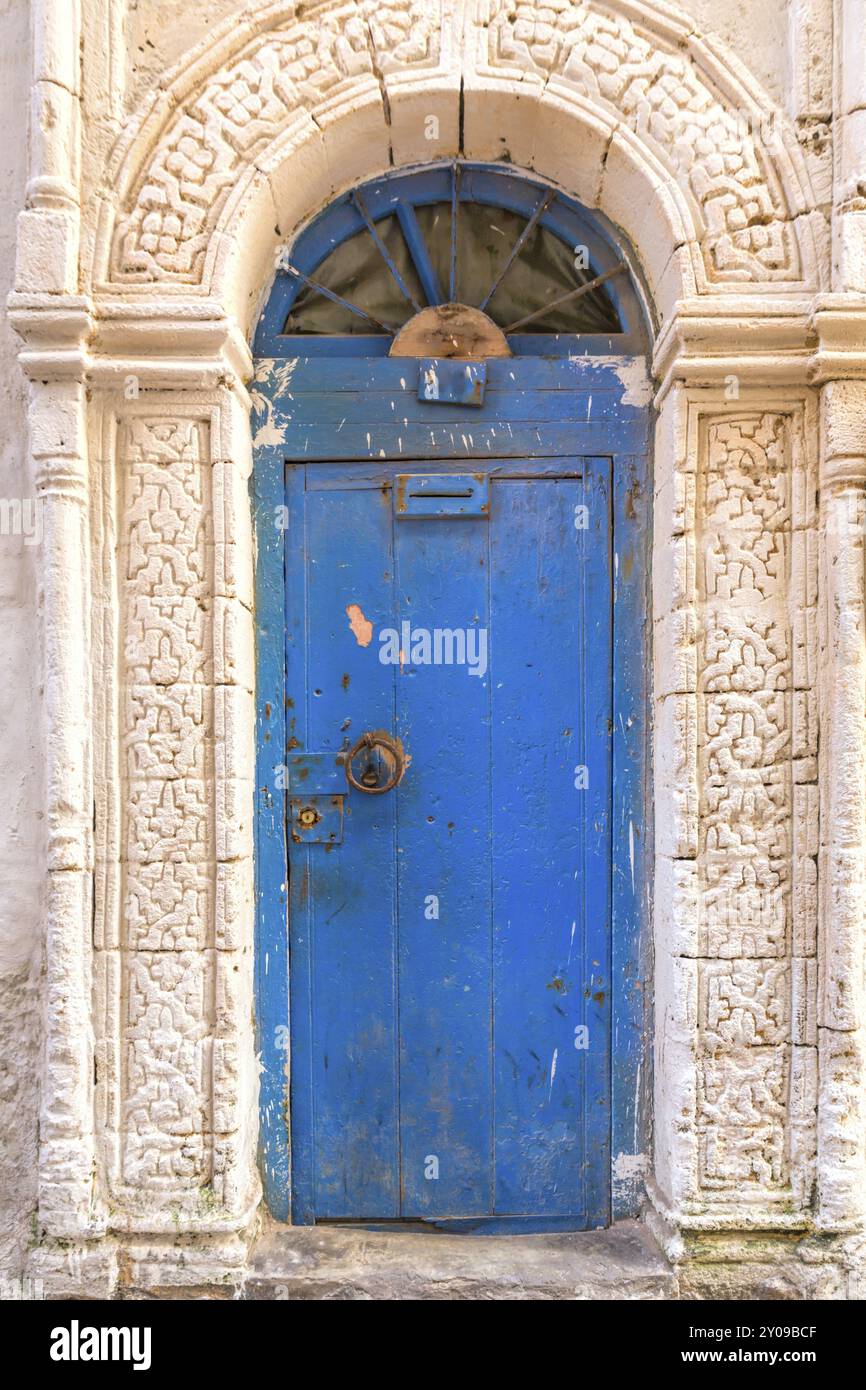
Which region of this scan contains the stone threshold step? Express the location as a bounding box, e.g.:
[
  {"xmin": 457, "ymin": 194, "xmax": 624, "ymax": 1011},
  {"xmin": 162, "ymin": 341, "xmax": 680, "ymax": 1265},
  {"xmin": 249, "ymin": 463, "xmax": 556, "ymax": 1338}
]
[{"xmin": 243, "ymin": 1217, "xmax": 675, "ymax": 1301}]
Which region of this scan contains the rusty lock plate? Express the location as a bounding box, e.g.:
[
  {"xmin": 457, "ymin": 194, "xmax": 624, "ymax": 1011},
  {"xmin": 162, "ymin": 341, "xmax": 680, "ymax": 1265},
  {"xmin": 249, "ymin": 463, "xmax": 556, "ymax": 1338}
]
[{"xmin": 290, "ymin": 795, "xmax": 344, "ymax": 845}]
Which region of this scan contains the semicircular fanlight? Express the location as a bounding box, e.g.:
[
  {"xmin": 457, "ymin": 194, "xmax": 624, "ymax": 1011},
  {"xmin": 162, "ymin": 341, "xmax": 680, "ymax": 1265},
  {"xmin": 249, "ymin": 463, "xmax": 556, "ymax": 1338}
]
[{"xmin": 258, "ymin": 163, "xmax": 646, "ymax": 356}]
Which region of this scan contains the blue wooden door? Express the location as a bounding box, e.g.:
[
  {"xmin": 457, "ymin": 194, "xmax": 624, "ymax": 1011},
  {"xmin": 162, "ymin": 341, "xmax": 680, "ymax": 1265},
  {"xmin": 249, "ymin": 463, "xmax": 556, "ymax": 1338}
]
[{"xmin": 284, "ymin": 375, "xmax": 613, "ymax": 1228}]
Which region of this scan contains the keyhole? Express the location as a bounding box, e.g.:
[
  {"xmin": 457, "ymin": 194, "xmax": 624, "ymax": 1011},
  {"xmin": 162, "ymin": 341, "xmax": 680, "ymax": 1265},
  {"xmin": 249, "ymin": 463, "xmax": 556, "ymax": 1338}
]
[{"xmin": 298, "ymin": 805, "xmax": 320, "ymax": 828}]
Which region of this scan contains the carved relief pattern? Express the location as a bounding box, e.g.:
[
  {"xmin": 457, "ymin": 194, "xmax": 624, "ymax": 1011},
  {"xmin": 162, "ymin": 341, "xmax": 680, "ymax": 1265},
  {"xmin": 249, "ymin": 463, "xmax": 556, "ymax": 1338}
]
[
  {"xmin": 695, "ymin": 414, "xmax": 817, "ymax": 1201},
  {"xmin": 699, "ymin": 417, "xmax": 791, "ymax": 963},
  {"xmin": 697, "ymin": 1049, "xmax": 789, "ymax": 1190},
  {"xmin": 107, "ymin": 0, "xmax": 803, "ymax": 287},
  {"xmin": 111, "ymin": 1, "xmax": 441, "ymax": 282},
  {"xmin": 118, "ymin": 419, "xmax": 216, "ymax": 1188},
  {"xmin": 484, "ymin": 0, "xmax": 797, "ymax": 283}
]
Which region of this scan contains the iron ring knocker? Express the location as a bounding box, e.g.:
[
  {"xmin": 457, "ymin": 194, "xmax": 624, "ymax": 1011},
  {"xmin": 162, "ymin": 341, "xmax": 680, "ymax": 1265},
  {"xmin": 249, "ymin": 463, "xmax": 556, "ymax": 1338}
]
[{"xmin": 344, "ymin": 731, "xmax": 405, "ymax": 795}]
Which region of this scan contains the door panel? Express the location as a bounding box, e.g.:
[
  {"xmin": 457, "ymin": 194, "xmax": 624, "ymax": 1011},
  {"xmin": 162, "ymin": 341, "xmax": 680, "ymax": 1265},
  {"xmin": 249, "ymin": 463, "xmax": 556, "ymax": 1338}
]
[
  {"xmin": 491, "ymin": 477, "xmax": 611, "ymax": 1215},
  {"xmin": 394, "ymin": 486, "xmax": 493, "ymax": 1217},
  {"xmin": 287, "ymin": 471, "xmax": 400, "ymax": 1218},
  {"xmin": 287, "ymin": 459, "xmax": 612, "ymax": 1227}
]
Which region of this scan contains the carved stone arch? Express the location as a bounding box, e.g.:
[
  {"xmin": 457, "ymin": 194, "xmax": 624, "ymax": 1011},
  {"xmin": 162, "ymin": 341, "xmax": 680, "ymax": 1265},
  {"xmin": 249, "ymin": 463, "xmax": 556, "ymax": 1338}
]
[
  {"xmin": 23, "ymin": 0, "xmax": 858, "ymax": 1298},
  {"xmin": 92, "ymin": 0, "xmax": 825, "ymax": 331}
]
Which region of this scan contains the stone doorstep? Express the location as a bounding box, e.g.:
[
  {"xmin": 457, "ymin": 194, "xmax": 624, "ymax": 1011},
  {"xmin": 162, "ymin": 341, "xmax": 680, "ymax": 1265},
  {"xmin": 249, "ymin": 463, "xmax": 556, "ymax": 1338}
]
[{"xmin": 242, "ymin": 1218, "xmax": 676, "ymax": 1301}]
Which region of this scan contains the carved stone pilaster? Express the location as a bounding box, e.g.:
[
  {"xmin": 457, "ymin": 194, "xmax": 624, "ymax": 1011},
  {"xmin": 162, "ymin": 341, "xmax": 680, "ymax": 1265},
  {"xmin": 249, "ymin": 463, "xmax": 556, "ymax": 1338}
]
[
  {"xmin": 29, "ymin": 378, "xmax": 96, "ymax": 1239},
  {"xmin": 815, "ymin": 379, "xmax": 866, "ymax": 1228},
  {"xmin": 652, "ymin": 396, "xmax": 820, "ymax": 1229},
  {"xmin": 694, "ymin": 413, "xmax": 818, "ymax": 1212},
  {"xmin": 92, "ymin": 403, "xmax": 257, "ymax": 1230}
]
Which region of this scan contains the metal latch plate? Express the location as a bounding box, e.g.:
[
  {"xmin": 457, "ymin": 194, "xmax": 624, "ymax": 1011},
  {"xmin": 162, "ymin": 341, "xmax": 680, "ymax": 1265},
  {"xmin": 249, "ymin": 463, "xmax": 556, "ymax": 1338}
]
[
  {"xmin": 287, "ymin": 752, "xmax": 346, "ymax": 795},
  {"xmin": 418, "ymin": 358, "xmax": 486, "ymax": 406}
]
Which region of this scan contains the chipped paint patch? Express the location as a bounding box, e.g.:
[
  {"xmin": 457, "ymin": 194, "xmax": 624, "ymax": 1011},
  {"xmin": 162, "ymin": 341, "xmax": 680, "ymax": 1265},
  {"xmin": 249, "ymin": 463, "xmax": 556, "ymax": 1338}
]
[
  {"xmin": 252, "ymin": 356, "xmax": 298, "ymax": 390},
  {"xmin": 251, "ymin": 360, "xmax": 298, "ymax": 446},
  {"xmin": 577, "ymin": 356, "xmax": 653, "ymax": 407},
  {"xmin": 613, "ymin": 1152, "xmax": 648, "ymax": 1182},
  {"xmin": 252, "ymin": 356, "xmax": 277, "ymax": 384},
  {"xmin": 613, "ymin": 357, "xmax": 653, "ymax": 407},
  {"xmin": 250, "ymin": 391, "xmax": 287, "ymax": 448},
  {"xmin": 346, "ymin": 603, "xmax": 373, "ymax": 647}
]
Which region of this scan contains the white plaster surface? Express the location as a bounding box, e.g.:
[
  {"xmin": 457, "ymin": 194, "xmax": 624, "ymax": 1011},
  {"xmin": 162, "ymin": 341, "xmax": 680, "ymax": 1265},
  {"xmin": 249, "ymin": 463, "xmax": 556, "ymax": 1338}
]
[
  {"xmin": 676, "ymin": 0, "xmax": 790, "ymax": 105},
  {"xmin": 0, "ymin": 0, "xmax": 43, "ymax": 1281}
]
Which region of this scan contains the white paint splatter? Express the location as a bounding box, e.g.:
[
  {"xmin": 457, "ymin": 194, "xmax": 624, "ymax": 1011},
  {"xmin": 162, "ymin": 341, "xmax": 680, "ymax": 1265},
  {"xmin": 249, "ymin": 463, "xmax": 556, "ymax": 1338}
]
[
  {"xmin": 548, "ymin": 1047, "xmax": 559, "ymax": 1101},
  {"xmin": 629, "ymin": 819, "xmax": 635, "ymax": 893}
]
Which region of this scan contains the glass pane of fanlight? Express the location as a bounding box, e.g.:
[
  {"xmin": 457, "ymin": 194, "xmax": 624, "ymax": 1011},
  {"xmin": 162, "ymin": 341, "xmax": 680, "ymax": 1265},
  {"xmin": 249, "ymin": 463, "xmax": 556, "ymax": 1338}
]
[
  {"xmin": 487, "ymin": 218, "xmax": 621, "ymax": 333},
  {"xmin": 411, "ymin": 202, "xmax": 452, "ymax": 308},
  {"xmin": 283, "ymin": 194, "xmax": 622, "ymax": 336},
  {"xmin": 412, "ymin": 200, "xmax": 621, "ymax": 332},
  {"xmin": 283, "ymin": 215, "xmax": 424, "ymax": 334}
]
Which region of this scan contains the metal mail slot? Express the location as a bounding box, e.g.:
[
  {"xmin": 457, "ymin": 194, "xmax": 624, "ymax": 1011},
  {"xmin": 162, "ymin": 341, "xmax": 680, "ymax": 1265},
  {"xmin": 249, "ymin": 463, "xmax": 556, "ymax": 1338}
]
[{"xmin": 394, "ymin": 472, "xmax": 490, "ymax": 519}]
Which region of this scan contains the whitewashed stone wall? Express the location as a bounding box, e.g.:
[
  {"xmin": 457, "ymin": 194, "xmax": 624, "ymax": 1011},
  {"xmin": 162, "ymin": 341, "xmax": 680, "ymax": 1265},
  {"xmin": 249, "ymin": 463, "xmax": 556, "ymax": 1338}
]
[
  {"xmin": 0, "ymin": 0, "xmax": 43, "ymax": 1284},
  {"xmin": 2, "ymin": 0, "xmax": 865, "ymax": 1296}
]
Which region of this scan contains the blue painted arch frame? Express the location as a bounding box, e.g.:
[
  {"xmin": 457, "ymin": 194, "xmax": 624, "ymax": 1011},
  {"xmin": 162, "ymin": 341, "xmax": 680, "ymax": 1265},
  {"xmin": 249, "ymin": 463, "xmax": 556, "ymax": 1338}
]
[
  {"xmin": 251, "ymin": 165, "xmax": 653, "ymax": 1228},
  {"xmin": 254, "ymin": 162, "xmax": 651, "ymax": 359}
]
